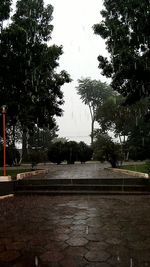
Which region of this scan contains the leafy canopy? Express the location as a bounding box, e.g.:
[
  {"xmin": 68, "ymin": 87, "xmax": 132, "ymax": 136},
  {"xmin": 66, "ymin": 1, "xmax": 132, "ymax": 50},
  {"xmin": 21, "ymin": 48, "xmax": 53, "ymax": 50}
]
[
  {"xmin": 0, "ymin": 0, "xmax": 71, "ymax": 137},
  {"xmin": 93, "ymin": 0, "xmax": 150, "ymax": 104}
]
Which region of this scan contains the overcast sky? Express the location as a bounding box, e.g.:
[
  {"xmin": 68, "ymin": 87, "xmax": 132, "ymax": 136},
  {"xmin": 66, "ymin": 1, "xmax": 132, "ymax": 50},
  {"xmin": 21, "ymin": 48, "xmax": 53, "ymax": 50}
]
[{"xmin": 46, "ymin": 0, "xmax": 109, "ymax": 144}]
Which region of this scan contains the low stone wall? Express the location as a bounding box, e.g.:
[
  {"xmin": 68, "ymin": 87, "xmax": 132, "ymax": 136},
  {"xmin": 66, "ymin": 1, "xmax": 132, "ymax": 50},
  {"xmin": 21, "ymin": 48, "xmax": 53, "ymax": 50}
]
[
  {"xmin": 108, "ymin": 168, "xmax": 149, "ymax": 178},
  {"xmin": 16, "ymin": 169, "xmax": 49, "ymax": 180},
  {"xmin": 0, "ymin": 176, "xmax": 12, "ymax": 181}
]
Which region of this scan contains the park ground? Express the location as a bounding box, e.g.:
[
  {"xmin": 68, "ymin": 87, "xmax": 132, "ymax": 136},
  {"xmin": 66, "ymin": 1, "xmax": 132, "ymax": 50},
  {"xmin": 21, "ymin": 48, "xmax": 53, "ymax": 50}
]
[{"xmin": 0, "ymin": 162, "xmax": 150, "ymax": 267}]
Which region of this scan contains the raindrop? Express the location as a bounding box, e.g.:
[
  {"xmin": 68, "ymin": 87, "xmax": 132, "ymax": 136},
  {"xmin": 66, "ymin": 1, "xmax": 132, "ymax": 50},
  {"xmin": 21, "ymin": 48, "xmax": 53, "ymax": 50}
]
[
  {"xmin": 145, "ymin": 58, "xmax": 148, "ymax": 69},
  {"xmin": 128, "ymin": 36, "xmax": 131, "ymax": 44},
  {"xmin": 130, "ymin": 258, "xmax": 133, "ymax": 267},
  {"xmin": 142, "ymin": 137, "xmax": 145, "ymax": 146},
  {"xmin": 113, "ymin": 97, "xmax": 116, "ymax": 104},
  {"xmin": 134, "ymin": 62, "xmax": 137, "ymax": 70},
  {"xmin": 135, "ymin": 116, "xmax": 138, "ymax": 126},
  {"xmin": 142, "ymin": 84, "xmax": 145, "ymax": 94},
  {"xmin": 117, "ymin": 255, "xmax": 120, "ymax": 262},
  {"xmin": 35, "ymin": 256, "xmax": 38, "ymax": 266}
]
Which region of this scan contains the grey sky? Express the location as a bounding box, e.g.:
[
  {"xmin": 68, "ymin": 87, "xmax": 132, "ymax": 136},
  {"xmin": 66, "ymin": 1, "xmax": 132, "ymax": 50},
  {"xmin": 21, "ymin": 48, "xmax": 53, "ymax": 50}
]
[{"xmin": 46, "ymin": 0, "xmax": 109, "ymax": 144}]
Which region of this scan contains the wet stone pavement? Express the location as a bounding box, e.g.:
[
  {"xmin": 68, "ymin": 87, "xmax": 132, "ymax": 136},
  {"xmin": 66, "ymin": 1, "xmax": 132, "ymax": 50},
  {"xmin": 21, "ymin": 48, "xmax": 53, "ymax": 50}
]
[
  {"xmin": 0, "ymin": 194, "xmax": 150, "ymax": 266},
  {"xmin": 31, "ymin": 162, "xmax": 133, "ymax": 179}
]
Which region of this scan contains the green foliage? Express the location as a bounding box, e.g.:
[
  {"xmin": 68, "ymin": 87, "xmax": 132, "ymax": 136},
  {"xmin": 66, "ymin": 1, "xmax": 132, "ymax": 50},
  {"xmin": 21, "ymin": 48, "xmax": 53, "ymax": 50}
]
[
  {"xmin": 28, "ymin": 125, "xmax": 58, "ymax": 150},
  {"xmin": 7, "ymin": 146, "xmax": 21, "ymax": 166},
  {"xmin": 97, "ymin": 96, "xmax": 148, "ymax": 135},
  {"xmin": 0, "ymin": 0, "xmax": 11, "ymax": 23},
  {"xmin": 93, "ymin": 133, "xmax": 122, "ymax": 168},
  {"xmin": 127, "ymin": 118, "xmax": 150, "ymax": 160},
  {"xmin": 65, "ymin": 141, "xmax": 79, "ymax": 164},
  {"xmin": 76, "ymin": 78, "xmax": 113, "ymax": 144},
  {"xmin": 0, "ymin": 145, "xmax": 20, "ymax": 166},
  {"xmin": 121, "ymin": 164, "xmax": 150, "ymax": 174},
  {"xmin": 77, "ymin": 142, "xmax": 93, "ymax": 163},
  {"xmin": 96, "ymin": 95, "xmax": 150, "ymax": 161},
  {"xmin": 27, "ymin": 149, "xmax": 43, "ymax": 169},
  {"xmin": 47, "ymin": 140, "xmax": 93, "ymax": 165},
  {"xmin": 93, "ymin": 0, "xmax": 150, "ymax": 105},
  {"xmin": 0, "ymin": 0, "xmax": 71, "ymax": 158},
  {"xmin": 48, "ymin": 141, "xmax": 66, "ymax": 164}
]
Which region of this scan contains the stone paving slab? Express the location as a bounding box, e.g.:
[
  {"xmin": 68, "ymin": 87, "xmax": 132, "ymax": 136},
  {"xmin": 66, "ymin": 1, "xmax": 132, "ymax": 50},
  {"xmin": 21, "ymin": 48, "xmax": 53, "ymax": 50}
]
[
  {"xmin": 0, "ymin": 195, "xmax": 150, "ymax": 266},
  {"xmin": 26, "ymin": 163, "xmax": 138, "ymax": 180}
]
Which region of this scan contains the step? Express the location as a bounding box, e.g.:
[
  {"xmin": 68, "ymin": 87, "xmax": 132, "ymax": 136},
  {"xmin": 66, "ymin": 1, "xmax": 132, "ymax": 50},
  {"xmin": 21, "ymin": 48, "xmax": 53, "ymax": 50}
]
[
  {"xmin": 15, "ymin": 190, "xmax": 150, "ymax": 195},
  {"xmin": 14, "ymin": 178, "xmax": 148, "ymax": 186},
  {"xmin": 15, "ymin": 184, "xmax": 148, "ymax": 192}
]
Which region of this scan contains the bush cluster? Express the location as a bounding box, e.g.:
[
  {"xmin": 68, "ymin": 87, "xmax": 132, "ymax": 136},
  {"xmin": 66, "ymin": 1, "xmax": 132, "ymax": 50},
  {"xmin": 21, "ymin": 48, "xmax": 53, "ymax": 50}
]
[
  {"xmin": 0, "ymin": 145, "xmax": 20, "ymax": 166},
  {"xmin": 48, "ymin": 141, "xmax": 93, "ymax": 164}
]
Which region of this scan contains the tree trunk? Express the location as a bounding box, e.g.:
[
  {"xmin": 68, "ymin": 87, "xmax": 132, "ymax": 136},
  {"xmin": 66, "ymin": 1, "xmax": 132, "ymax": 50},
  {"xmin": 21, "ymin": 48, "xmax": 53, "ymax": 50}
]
[
  {"xmin": 22, "ymin": 128, "xmax": 28, "ymax": 161},
  {"xmin": 91, "ymin": 119, "xmax": 94, "ymax": 146}
]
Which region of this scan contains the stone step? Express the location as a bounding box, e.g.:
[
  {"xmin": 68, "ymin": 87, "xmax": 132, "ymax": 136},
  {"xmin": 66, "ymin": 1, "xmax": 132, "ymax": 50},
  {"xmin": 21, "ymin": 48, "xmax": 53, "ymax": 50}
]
[
  {"xmin": 15, "ymin": 190, "xmax": 150, "ymax": 195},
  {"xmin": 15, "ymin": 177, "xmax": 148, "ymax": 186},
  {"xmin": 14, "ymin": 178, "xmax": 150, "ymax": 195},
  {"xmin": 15, "ymin": 184, "xmax": 148, "ymax": 192}
]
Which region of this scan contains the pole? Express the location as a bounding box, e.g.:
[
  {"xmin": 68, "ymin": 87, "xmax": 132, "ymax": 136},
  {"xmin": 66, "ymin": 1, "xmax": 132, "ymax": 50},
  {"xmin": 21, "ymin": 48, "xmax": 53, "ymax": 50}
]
[{"xmin": 2, "ymin": 106, "xmax": 6, "ymax": 176}]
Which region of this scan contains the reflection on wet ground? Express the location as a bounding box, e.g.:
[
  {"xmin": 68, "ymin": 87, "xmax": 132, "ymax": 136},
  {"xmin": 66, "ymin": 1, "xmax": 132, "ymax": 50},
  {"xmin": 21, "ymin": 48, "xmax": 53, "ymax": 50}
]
[
  {"xmin": 0, "ymin": 194, "xmax": 150, "ymax": 266},
  {"xmin": 28, "ymin": 162, "xmax": 133, "ymax": 179}
]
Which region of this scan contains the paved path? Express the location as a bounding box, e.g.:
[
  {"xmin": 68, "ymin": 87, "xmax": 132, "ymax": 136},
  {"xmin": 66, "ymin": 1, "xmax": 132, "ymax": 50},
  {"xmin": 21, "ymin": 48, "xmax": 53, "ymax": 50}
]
[
  {"xmin": 31, "ymin": 162, "xmax": 134, "ymax": 179},
  {"xmin": 0, "ymin": 194, "xmax": 150, "ymax": 266}
]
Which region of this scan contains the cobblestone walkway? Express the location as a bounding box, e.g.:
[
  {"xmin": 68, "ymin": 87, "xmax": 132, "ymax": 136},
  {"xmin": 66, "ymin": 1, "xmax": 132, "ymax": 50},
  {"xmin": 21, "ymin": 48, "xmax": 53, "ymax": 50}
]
[{"xmin": 0, "ymin": 194, "xmax": 150, "ymax": 266}]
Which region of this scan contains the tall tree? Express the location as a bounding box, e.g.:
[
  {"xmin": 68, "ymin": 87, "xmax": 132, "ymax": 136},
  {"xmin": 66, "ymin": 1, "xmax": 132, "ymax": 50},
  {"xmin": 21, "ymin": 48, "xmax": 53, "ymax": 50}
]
[
  {"xmin": 0, "ymin": 0, "xmax": 11, "ymax": 27},
  {"xmin": 0, "ymin": 0, "xmax": 71, "ymax": 159},
  {"xmin": 93, "ymin": 0, "xmax": 150, "ymax": 105},
  {"xmin": 76, "ymin": 78, "xmax": 113, "ymax": 145},
  {"xmin": 28, "ymin": 124, "xmax": 58, "ymax": 150},
  {"xmin": 96, "ymin": 96, "xmax": 150, "ymax": 160}
]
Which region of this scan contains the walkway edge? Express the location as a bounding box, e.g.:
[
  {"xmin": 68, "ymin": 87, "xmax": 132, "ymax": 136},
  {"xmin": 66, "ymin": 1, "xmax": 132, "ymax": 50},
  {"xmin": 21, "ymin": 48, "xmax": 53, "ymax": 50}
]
[
  {"xmin": 0, "ymin": 176, "xmax": 12, "ymax": 181},
  {"xmin": 106, "ymin": 167, "xmax": 149, "ymax": 178},
  {"xmin": 17, "ymin": 169, "xmax": 49, "ymax": 180}
]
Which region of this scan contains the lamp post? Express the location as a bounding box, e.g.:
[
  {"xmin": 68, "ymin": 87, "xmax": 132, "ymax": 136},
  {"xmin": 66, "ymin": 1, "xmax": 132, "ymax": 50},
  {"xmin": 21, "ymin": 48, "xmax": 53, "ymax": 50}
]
[{"xmin": 2, "ymin": 106, "xmax": 6, "ymax": 176}]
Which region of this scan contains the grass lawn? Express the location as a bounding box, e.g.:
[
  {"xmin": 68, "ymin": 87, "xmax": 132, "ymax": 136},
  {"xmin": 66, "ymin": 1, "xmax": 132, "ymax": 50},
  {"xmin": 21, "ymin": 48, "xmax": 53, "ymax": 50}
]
[
  {"xmin": 121, "ymin": 164, "xmax": 150, "ymax": 173},
  {"xmin": 0, "ymin": 169, "xmax": 32, "ymax": 179}
]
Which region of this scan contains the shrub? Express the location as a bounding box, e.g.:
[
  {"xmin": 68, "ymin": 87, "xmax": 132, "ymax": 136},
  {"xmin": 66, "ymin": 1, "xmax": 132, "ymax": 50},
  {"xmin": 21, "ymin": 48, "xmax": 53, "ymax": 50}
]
[
  {"xmin": 48, "ymin": 141, "xmax": 66, "ymax": 164},
  {"xmin": 77, "ymin": 142, "xmax": 93, "ymax": 163},
  {"xmin": 93, "ymin": 133, "xmax": 122, "ymax": 168},
  {"xmin": 28, "ymin": 149, "xmax": 42, "ymax": 170},
  {"xmin": 0, "ymin": 145, "xmax": 20, "ymax": 166},
  {"xmin": 65, "ymin": 141, "xmax": 78, "ymax": 164}
]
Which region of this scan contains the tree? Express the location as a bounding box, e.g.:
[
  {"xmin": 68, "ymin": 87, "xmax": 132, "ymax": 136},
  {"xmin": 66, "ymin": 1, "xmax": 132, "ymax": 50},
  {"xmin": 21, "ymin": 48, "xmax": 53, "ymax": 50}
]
[
  {"xmin": 93, "ymin": 133, "xmax": 122, "ymax": 168},
  {"xmin": 28, "ymin": 124, "xmax": 58, "ymax": 150},
  {"xmin": 0, "ymin": 0, "xmax": 11, "ymax": 27},
  {"xmin": 0, "ymin": 0, "xmax": 71, "ymax": 159},
  {"xmin": 27, "ymin": 149, "xmax": 45, "ymax": 169},
  {"xmin": 76, "ymin": 78, "xmax": 113, "ymax": 145},
  {"xmin": 96, "ymin": 96, "xmax": 150, "ymax": 160},
  {"xmin": 127, "ymin": 117, "xmax": 150, "ymax": 160},
  {"xmin": 93, "ymin": 1, "xmax": 150, "ymax": 105},
  {"xmin": 0, "ymin": 144, "xmax": 20, "ymax": 166}
]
